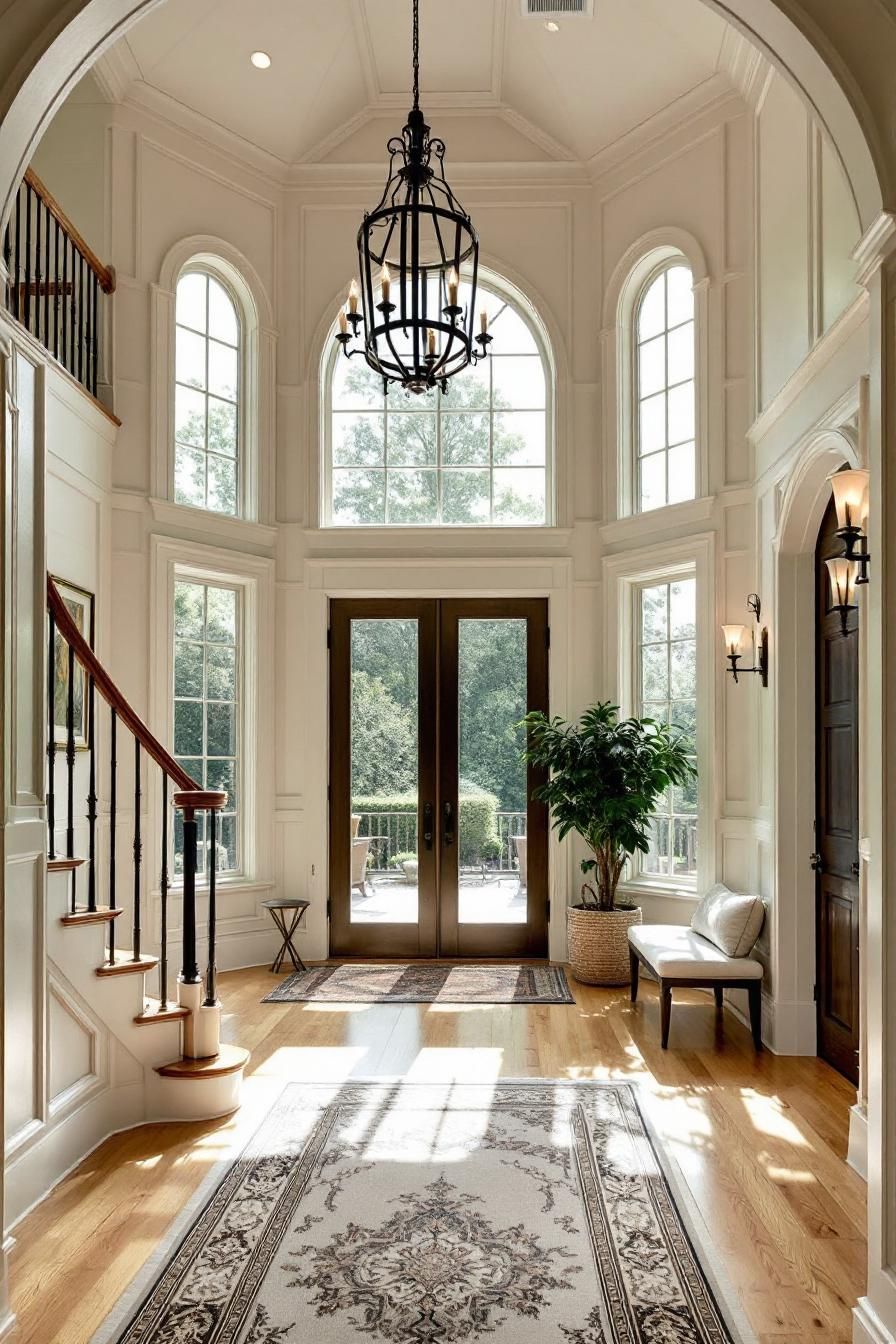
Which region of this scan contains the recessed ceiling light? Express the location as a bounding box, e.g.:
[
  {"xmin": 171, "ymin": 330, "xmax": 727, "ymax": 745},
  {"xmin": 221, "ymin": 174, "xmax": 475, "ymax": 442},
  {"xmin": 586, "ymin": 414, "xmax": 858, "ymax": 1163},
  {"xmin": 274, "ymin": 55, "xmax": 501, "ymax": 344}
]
[
  {"xmin": 544, "ymin": 19, "xmax": 560, "ymax": 31},
  {"xmin": 250, "ymin": 50, "xmax": 272, "ymax": 69}
]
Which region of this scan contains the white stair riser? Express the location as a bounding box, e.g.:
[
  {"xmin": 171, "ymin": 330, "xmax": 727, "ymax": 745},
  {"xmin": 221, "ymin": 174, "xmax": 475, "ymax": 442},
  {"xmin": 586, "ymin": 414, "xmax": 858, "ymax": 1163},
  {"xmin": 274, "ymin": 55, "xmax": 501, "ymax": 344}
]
[{"xmin": 146, "ymin": 1069, "xmax": 246, "ymax": 1122}]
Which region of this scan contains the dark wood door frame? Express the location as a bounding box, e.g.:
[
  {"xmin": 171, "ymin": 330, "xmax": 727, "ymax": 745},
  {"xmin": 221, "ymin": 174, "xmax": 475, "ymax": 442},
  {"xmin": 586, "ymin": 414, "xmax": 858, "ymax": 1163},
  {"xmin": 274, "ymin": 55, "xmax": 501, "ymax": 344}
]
[
  {"xmin": 328, "ymin": 597, "xmax": 549, "ymax": 960},
  {"xmin": 814, "ymin": 498, "xmax": 860, "ymax": 1084},
  {"xmin": 437, "ymin": 599, "xmax": 549, "ymax": 959}
]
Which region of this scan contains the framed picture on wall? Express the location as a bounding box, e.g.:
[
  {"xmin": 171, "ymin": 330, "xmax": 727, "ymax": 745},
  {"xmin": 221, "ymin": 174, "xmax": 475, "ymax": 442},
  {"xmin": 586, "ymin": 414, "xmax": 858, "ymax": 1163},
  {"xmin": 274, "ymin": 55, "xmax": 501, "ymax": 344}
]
[{"xmin": 51, "ymin": 577, "xmax": 95, "ymax": 751}]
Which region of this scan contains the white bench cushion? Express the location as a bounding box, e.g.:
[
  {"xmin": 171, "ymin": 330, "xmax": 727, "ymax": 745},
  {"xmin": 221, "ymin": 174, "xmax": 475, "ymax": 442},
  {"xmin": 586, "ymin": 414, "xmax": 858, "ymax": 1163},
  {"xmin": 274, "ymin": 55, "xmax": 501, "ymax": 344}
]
[{"xmin": 629, "ymin": 924, "xmax": 763, "ymax": 980}]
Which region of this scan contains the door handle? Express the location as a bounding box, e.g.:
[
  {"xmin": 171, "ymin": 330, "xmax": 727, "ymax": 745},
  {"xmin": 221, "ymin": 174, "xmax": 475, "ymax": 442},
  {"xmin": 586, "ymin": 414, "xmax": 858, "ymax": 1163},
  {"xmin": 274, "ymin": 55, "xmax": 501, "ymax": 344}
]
[
  {"xmin": 423, "ymin": 802, "xmax": 434, "ymax": 851},
  {"xmin": 851, "ymin": 860, "xmax": 860, "ymax": 878},
  {"xmin": 443, "ymin": 801, "xmax": 455, "ymax": 847},
  {"xmin": 809, "ymin": 852, "xmax": 823, "ymax": 872}
]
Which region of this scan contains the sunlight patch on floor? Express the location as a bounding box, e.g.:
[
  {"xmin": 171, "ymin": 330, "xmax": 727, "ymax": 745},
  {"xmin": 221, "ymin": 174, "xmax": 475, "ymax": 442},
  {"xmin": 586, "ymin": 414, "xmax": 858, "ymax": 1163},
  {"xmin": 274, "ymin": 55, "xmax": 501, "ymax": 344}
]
[{"xmin": 740, "ymin": 1091, "xmax": 809, "ymax": 1145}]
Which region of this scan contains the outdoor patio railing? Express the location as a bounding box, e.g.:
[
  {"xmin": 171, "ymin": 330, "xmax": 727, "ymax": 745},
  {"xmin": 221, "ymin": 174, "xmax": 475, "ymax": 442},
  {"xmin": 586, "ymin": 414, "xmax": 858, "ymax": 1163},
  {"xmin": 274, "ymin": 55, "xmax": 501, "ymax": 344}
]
[{"xmin": 352, "ymin": 807, "xmax": 527, "ymax": 873}]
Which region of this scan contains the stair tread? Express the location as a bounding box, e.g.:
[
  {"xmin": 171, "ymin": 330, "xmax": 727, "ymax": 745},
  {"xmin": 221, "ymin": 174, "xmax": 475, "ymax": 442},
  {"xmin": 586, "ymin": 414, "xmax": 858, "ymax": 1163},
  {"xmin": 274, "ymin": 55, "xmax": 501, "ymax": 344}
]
[
  {"xmin": 96, "ymin": 952, "xmax": 159, "ymax": 977},
  {"xmin": 155, "ymin": 1044, "xmax": 250, "ymax": 1080},
  {"xmin": 61, "ymin": 906, "xmax": 123, "ymax": 927},
  {"xmin": 134, "ymin": 1000, "xmax": 190, "ymax": 1025},
  {"xmin": 48, "ymin": 857, "xmax": 85, "ymax": 872}
]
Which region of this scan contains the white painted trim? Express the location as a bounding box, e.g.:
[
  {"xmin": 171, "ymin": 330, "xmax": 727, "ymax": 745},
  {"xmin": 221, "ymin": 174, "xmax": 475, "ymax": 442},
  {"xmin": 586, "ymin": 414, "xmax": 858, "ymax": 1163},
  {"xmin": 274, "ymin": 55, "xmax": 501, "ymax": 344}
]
[
  {"xmin": 149, "ymin": 536, "xmax": 276, "ymax": 902},
  {"xmin": 854, "ymin": 1300, "xmax": 896, "ymax": 1344},
  {"xmin": 601, "ymin": 534, "xmax": 717, "ymax": 895},
  {"xmin": 148, "ymin": 497, "xmax": 277, "ymax": 550},
  {"xmin": 848, "ymin": 1103, "xmax": 869, "ymax": 1181}
]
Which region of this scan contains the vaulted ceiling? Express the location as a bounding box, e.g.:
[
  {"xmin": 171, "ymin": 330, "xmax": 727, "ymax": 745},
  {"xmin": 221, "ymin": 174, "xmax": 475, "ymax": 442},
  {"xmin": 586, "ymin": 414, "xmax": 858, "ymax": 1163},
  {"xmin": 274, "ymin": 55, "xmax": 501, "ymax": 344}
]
[{"xmin": 96, "ymin": 0, "xmax": 742, "ymax": 170}]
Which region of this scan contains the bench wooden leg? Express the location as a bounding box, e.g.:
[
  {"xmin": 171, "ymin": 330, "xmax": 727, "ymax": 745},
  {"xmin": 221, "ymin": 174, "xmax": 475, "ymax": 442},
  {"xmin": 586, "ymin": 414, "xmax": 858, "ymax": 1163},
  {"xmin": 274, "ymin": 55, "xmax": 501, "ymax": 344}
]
[
  {"xmin": 660, "ymin": 980, "xmax": 672, "ymax": 1049},
  {"xmin": 629, "ymin": 949, "xmax": 640, "ymax": 1002},
  {"xmin": 748, "ymin": 982, "xmax": 763, "ymax": 1051},
  {"xmin": 714, "ymin": 986, "xmax": 724, "ymax": 1010}
]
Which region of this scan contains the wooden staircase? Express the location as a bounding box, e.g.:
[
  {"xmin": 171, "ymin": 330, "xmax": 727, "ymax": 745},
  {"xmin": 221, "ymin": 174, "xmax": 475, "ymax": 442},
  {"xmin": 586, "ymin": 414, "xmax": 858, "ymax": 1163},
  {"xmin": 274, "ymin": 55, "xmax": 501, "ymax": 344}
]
[{"xmin": 45, "ymin": 575, "xmax": 250, "ymax": 1121}]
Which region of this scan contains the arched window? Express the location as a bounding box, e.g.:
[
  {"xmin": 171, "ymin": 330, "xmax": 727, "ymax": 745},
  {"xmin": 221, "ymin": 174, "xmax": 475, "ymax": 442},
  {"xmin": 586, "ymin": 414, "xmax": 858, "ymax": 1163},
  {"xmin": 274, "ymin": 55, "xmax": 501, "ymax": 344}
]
[
  {"xmin": 174, "ymin": 268, "xmax": 242, "ymax": 516},
  {"xmin": 324, "ymin": 279, "xmax": 552, "ymax": 527},
  {"xmin": 635, "ymin": 262, "xmax": 695, "ymax": 513}
]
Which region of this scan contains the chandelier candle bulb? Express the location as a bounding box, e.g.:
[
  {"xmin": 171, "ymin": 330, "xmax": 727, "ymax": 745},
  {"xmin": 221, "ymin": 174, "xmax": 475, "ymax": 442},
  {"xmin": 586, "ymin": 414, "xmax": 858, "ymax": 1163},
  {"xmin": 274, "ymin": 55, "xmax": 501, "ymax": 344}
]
[
  {"xmin": 338, "ymin": 309, "xmax": 348, "ymax": 336},
  {"xmin": 480, "ymin": 309, "xmax": 489, "ymax": 335},
  {"xmin": 427, "ymin": 328, "xmax": 436, "ymax": 357},
  {"xmin": 348, "ymin": 279, "xmax": 360, "ymax": 315},
  {"xmin": 380, "ymin": 264, "xmax": 392, "ymax": 305},
  {"xmin": 448, "ymin": 267, "xmax": 459, "ymax": 309}
]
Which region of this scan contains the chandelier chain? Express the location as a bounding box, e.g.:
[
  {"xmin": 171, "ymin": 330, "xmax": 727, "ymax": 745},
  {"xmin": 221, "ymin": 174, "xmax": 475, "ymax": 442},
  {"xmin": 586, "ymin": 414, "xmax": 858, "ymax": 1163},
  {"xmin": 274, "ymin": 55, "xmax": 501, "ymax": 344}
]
[{"xmin": 412, "ymin": 0, "xmax": 420, "ymax": 110}]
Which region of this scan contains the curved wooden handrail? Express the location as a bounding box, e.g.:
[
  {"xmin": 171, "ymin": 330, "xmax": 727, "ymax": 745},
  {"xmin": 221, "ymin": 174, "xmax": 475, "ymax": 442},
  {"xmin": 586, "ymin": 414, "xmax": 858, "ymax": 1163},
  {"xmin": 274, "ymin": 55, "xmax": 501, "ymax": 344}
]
[
  {"xmin": 24, "ymin": 167, "xmax": 116, "ymax": 295},
  {"xmin": 47, "ymin": 575, "xmax": 214, "ymax": 799}
]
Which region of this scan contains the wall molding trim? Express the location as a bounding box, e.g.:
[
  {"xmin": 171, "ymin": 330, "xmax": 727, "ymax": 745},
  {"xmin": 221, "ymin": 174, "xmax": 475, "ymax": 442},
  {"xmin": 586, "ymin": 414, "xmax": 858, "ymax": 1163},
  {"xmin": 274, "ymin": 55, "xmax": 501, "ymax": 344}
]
[{"xmin": 854, "ymin": 1300, "xmax": 896, "ymax": 1344}]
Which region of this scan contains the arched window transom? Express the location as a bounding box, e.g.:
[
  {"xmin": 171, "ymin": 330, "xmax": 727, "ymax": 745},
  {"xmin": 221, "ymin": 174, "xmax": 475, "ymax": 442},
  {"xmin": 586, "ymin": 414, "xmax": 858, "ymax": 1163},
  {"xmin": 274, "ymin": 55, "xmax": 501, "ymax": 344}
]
[
  {"xmin": 326, "ymin": 281, "xmax": 551, "ymax": 527},
  {"xmin": 174, "ymin": 269, "xmax": 241, "ymax": 516},
  {"xmin": 636, "ymin": 264, "xmax": 695, "ymax": 513}
]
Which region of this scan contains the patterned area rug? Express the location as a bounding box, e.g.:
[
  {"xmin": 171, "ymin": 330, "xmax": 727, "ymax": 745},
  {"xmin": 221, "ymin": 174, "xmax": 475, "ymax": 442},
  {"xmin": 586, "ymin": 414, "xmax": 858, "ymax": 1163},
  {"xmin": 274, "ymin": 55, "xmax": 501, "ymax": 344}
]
[
  {"xmin": 93, "ymin": 1081, "xmax": 753, "ymax": 1344},
  {"xmin": 263, "ymin": 962, "xmax": 575, "ymax": 1005}
]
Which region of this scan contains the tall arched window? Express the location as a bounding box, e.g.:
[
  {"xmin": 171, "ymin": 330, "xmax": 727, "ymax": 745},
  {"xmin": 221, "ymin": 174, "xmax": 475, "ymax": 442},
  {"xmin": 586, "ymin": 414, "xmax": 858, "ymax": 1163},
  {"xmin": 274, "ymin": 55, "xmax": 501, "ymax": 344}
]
[
  {"xmin": 174, "ymin": 268, "xmax": 241, "ymax": 516},
  {"xmin": 325, "ymin": 279, "xmax": 552, "ymax": 527},
  {"xmin": 635, "ymin": 263, "xmax": 695, "ymax": 512}
]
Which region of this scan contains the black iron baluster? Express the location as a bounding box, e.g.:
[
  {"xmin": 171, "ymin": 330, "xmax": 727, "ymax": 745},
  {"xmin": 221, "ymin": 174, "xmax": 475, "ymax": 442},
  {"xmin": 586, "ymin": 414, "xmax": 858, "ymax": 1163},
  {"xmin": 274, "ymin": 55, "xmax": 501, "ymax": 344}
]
[
  {"xmin": 47, "ymin": 607, "xmax": 56, "ymax": 860},
  {"xmin": 205, "ymin": 809, "xmax": 217, "ymax": 1007},
  {"xmin": 33, "ymin": 194, "xmax": 41, "ymax": 346},
  {"xmin": 86, "ymin": 670, "xmax": 97, "ymax": 912},
  {"xmin": 61, "ymin": 236, "xmax": 69, "ymax": 373},
  {"xmin": 66, "ymin": 641, "xmax": 76, "ymax": 913},
  {"xmin": 43, "ymin": 203, "xmax": 51, "ymax": 356},
  {"xmin": 12, "ymin": 185, "xmax": 22, "ymax": 323},
  {"xmin": 3, "ymin": 219, "xmax": 11, "ymax": 315},
  {"xmin": 24, "ymin": 181, "xmax": 32, "ymax": 335},
  {"xmin": 77, "ymin": 254, "xmax": 85, "ymax": 388},
  {"xmin": 109, "ymin": 707, "xmax": 117, "ymax": 965},
  {"xmin": 159, "ymin": 774, "xmax": 169, "ymax": 1011},
  {"xmin": 53, "ymin": 218, "xmax": 61, "ymax": 360},
  {"xmin": 133, "ymin": 738, "xmax": 142, "ymax": 961},
  {"xmin": 181, "ymin": 806, "xmax": 200, "ymax": 985},
  {"xmin": 91, "ymin": 272, "xmax": 99, "ymax": 397}
]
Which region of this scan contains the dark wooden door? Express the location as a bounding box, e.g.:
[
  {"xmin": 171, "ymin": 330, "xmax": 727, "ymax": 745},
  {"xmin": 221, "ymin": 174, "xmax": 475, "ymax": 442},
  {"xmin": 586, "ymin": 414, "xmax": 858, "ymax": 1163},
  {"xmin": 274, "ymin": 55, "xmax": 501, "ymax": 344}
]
[
  {"xmin": 815, "ymin": 499, "xmax": 860, "ymax": 1083},
  {"xmin": 329, "ymin": 598, "xmax": 549, "ymax": 959}
]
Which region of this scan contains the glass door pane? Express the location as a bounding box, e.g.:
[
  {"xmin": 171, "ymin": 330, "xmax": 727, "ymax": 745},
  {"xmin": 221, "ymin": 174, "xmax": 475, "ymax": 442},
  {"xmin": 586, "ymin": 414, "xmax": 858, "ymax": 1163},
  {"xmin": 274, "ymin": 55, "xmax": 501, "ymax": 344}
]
[
  {"xmin": 456, "ymin": 618, "xmax": 528, "ymax": 925},
  {"xmin": 350, "ymin": 618, "xmax": 419, "ymax": 926}
]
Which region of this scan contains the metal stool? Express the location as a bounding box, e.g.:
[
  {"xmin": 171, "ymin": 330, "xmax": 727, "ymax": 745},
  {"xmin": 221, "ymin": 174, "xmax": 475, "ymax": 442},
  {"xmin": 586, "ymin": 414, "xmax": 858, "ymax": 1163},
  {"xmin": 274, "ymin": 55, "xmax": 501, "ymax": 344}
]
[{"xmin": 262, "ymin": 898, "xmax": 310, "ymax": 974}]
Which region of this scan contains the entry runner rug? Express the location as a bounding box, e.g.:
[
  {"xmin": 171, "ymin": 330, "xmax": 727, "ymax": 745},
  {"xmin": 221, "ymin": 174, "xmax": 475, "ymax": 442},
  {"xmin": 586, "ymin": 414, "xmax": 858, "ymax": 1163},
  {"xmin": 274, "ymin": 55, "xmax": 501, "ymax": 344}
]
[
  {"xmin": 262, "ymin": 961, "xmax": 575, "ymax": 1005},
  {"xmin": 93, "ymin": 1080, "xmax": 754, "ymax": 1344}
]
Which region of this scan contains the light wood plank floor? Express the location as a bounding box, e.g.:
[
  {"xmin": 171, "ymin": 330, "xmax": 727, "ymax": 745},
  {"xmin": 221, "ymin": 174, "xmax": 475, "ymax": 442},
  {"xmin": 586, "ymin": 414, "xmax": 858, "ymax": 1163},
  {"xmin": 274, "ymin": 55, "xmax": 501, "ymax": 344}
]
[{"xmin": 9, "ymin": 966, "xmax": 865, "ymax": 1343}]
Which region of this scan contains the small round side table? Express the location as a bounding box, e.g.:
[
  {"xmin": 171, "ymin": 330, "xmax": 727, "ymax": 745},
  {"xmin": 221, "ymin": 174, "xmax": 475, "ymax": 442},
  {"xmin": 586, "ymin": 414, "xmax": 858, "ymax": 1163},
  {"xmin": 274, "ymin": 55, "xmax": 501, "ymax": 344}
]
[{"xmin": 262, "ymin": 898, "xmax": 310, "ymax": 974}]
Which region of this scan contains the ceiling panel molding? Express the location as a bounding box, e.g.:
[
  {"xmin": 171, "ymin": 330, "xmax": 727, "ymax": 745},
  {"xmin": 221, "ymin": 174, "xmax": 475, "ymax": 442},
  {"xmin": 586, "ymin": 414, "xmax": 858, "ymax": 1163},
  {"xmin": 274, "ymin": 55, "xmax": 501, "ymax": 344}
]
[
  {"xmin": 349, "ymin": 0, "xmax": 380, "ymax": 104},
  {"xmin": 92, "ymin": 44, "xmax": 143, "ymax": 103},
  {"xmin": 718, "ymin": 26, "xmax": 770, "ymax": 107},
  {"xmin": 491, "ymin": 0, "xmax": 509, "ymax": 103},
  {"xmin": 588, "ymin": 74, "xmax": 743, "ymax": 181},
  {"xmin": 499, "ymin": 105, "xmax": 577, "ymax": 162},
  {"xmin": 284, "ymin": 159, "xmax": 590, "ymax": 190}
]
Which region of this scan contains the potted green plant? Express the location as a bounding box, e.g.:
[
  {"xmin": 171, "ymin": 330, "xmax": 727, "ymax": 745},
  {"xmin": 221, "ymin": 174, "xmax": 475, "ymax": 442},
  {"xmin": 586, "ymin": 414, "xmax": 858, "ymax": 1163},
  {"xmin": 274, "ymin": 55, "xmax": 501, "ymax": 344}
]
[
  {"xmin": 389, "ymin": 851, "xmax": 418, "ymax": 884},
  {"xmin": 521, "ymin": 702, "xmax": 696, "ymax": 985}
]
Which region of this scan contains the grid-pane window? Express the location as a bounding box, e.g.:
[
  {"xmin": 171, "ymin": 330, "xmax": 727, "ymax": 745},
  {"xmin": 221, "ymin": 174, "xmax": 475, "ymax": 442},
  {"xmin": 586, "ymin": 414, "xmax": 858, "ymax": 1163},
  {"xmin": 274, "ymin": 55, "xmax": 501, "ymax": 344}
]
[
  {"xmin": 174, "ymin": 271, "xmax": 240, "ymax": 516},
  {"xmin": 636, "ymin": 265, "xmax": 695, "ymax": 512},
  {"xmin": 638, "ymin": 576, "xmax": 698, "ymax": 879},
  {"xmin": 172, "ymin": 579, "xmax": 240, "ymax": 877},
  {"xmin": 329, "ymin": 284, "xmax": 549, "ymax": 526}
]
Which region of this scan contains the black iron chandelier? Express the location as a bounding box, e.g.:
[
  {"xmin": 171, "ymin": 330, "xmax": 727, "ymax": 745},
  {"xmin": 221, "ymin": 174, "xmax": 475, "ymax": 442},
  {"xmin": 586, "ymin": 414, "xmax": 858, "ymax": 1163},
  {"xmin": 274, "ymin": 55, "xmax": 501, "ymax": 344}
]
[{"xmin": 335, "ymin": 0, "xmax": 492, "ymax": 395}]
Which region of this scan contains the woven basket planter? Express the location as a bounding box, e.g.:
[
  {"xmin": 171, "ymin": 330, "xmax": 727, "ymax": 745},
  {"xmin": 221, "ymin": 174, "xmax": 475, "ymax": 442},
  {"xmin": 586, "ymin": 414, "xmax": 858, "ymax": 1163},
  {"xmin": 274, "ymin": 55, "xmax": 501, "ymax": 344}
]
[{"xmin": 567, "ymin": 903, "xmax": 643, "ymax": 986}]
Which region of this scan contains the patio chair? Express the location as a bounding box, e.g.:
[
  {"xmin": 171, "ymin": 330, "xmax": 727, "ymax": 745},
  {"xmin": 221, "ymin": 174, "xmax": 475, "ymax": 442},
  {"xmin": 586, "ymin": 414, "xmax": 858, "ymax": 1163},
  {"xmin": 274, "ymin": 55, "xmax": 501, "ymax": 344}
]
[
  {"xmin": 513, "ymin": 835, "xmax": 528, "ymax": 888},
  {"xmin": 352, "ymin": 836, "xmax": 372, "ymax": 897}
]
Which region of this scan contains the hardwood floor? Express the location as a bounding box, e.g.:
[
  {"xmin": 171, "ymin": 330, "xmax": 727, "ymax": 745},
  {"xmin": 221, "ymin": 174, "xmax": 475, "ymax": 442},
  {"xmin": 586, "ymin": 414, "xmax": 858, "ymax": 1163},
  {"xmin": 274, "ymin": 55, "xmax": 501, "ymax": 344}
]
[{"xmin": 9, "ymin": 966, "xmax": 865, "ymax": 1343}]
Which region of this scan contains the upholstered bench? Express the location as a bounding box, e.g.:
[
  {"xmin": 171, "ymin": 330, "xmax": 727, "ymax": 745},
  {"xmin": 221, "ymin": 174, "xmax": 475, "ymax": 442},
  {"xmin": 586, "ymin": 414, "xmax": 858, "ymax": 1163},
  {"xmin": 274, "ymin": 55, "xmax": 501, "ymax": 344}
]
[{"xmin": 628, "ymin": 884, "xmax": 765, "ymax": 1051}]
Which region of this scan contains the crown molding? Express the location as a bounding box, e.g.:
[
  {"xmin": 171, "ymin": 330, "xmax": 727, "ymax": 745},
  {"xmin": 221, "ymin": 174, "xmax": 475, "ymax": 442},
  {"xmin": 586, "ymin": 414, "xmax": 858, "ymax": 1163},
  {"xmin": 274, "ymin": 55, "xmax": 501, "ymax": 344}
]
[
  {"xmin": 284, "ymin": 159, "xmax": 590, "ymax": 191},
  {"xmin": 499, "ymin": 106, "xmax": 577, "ymax": 163},
  {"xmin": 587, "ymin": 76, "xmax": 744, "ymax": 183},
  {"xmin": 91, "ymin": 43, "xmax": 143, "ymax": 103},
  {"xmin": 717, "ymin": 28, "xmax": 768, "ymax": 107},
  {"xmin": 852, "ymin": 210, "xmax": 896, "ymax": 287}
]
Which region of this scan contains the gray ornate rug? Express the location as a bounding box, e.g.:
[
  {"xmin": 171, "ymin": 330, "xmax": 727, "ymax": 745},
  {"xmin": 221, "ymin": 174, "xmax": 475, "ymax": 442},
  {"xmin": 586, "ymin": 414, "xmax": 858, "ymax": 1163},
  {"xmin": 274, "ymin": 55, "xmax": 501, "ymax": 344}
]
[
  {"xmin": 263, "ymin": 962, "xmax": 575, "ymax": 1005},
  {"xmin": 93, "ymin": 1081, "xmax": 754, "ymax": 1344}
]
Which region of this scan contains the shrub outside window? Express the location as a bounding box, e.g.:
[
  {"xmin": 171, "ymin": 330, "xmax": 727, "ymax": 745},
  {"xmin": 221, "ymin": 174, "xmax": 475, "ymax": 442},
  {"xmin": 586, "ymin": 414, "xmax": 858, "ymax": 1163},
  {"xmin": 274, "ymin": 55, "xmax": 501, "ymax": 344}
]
[{"xmin": 636, "ymin": 264, "xmax": 695, "ymax": 512}]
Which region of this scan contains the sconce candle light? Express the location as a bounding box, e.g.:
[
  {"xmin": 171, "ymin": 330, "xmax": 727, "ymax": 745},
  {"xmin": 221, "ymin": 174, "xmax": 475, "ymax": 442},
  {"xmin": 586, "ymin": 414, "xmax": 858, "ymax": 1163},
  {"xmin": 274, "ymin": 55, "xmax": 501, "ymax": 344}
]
[
  {"xmin": 829, "ymin": 467, "xmax": 871, "ymax": 583},
  {"xmin": 826, "ymin": 556, "xmax": 859, "ymax": 637},
  {"xmin": 722, "ymin": 594, "xmax": 768, "ymax": 686}
]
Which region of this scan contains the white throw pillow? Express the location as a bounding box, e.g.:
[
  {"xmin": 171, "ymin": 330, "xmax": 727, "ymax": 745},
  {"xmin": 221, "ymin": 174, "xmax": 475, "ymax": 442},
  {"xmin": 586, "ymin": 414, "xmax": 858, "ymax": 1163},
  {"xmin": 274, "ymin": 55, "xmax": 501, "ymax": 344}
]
[{"xmin": 690, "ymin": 883, "xmax": 765, "ymax": 958}]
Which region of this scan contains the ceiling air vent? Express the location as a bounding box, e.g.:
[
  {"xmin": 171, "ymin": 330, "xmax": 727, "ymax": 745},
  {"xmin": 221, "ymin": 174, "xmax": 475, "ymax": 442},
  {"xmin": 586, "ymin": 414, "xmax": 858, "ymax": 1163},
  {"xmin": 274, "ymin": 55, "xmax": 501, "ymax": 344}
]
[{"xmin": 521, "ymin": 0, "xmax": 594, "ymax": 16}]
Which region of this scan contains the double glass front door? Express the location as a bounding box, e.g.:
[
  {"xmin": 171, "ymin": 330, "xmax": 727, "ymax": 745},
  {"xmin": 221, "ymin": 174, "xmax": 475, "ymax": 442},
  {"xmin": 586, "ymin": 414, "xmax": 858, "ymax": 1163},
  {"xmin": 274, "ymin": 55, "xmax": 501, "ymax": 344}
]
[{"xmin": 328, "ymin": 599, "xmax": 549, "ymax": 958}]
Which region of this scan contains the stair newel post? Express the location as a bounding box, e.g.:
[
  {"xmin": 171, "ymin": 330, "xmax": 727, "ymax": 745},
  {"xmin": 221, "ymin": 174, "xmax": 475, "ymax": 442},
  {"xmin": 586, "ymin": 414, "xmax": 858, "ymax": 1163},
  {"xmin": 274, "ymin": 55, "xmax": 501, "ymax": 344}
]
[
  {"xmin": 204, "ymin": 807, "xmax": 217, "ymax": 1008},
  {"xmin": 86, "ymin": 670, "xmax": 97, "ymax": 912},
  {"xmin": 180, "ymin": 804, "xmax": 199, "ymax": 988},
  {"xmin": 132, "ymin": 737, "xmax": 142, "ymax": 962},
  {"xmin": 47, "ymin": 606, "xmax": 56, "ymax": 860},
  {"xmin": 108, "ymin": 706, "xmax": 117, "ymax": 966},
  {"xmin": 66, "ymin": 640, "xmax": 76, "ymax": 913},
  {"xmin": 159, "ymin": 773, "xmax": 169, "ymax": 1012}
]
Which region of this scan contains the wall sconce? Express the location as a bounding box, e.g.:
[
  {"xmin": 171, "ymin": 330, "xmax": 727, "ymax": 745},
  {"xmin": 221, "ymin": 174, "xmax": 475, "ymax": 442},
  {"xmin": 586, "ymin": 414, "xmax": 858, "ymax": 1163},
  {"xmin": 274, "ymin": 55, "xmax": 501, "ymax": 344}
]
[
  {"xmin": 829, "ymin": 467, "xmax": 871, "ymax": 583},
  {"xmin": 721, "ymin": 594, "xmax": 769, "ymax": 686},
  {"xmin": 825, "ymin": 556, "xmax": 859, "ymax": 637}
]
